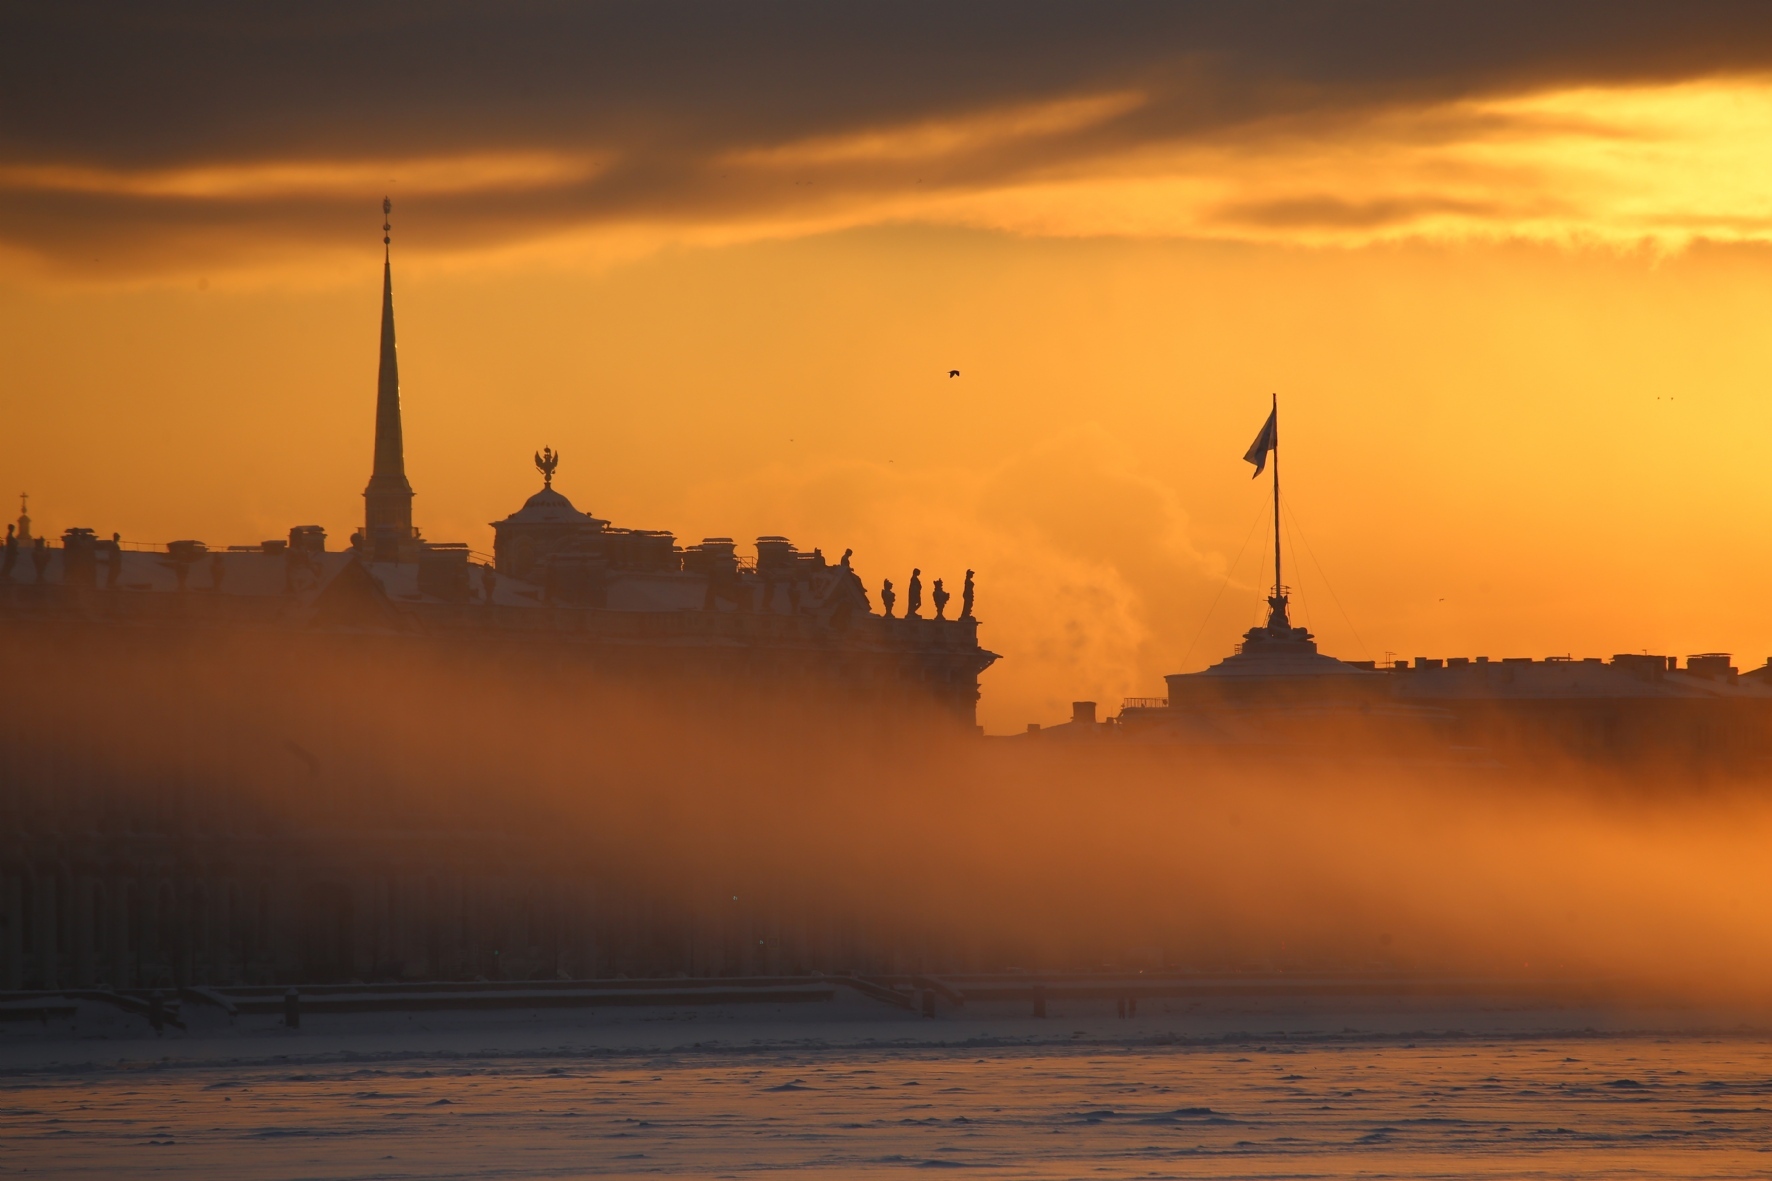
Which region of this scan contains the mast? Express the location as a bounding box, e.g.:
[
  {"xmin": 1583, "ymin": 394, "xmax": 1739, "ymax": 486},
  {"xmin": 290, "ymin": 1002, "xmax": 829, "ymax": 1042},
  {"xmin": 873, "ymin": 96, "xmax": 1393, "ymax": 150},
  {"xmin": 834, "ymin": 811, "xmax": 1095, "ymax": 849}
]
[
  {"xmin": 1271, "ymin": 391, "xmax": 1280, "ymax": 604},
  {"xmin": 1263, "ymin": 392, "xmax": 1291, "ymax": 633}
]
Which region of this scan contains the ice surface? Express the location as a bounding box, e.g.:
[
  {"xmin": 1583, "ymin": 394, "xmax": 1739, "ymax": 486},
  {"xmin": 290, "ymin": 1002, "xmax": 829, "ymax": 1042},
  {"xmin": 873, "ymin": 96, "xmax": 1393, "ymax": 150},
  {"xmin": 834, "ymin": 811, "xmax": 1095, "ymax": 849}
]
[{"xmin": 6, "ymin": 997, "xmax": 1772, "ymax": 1178}]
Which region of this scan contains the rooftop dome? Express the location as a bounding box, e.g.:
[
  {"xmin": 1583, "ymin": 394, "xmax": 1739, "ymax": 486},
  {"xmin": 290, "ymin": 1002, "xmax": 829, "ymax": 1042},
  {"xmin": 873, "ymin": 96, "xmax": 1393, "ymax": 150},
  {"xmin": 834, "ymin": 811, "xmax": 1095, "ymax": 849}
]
[{"xmin": 491, "ymin": 484, "xmax": 604, "ymax": 528}]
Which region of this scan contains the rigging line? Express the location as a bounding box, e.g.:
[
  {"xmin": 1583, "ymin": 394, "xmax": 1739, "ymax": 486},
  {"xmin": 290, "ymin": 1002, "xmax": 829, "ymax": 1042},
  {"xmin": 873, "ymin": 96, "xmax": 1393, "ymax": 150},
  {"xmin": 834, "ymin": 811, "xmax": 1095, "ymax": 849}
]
[
  {"xmin": 1248, "ymin": 497, "xmax": 1269, "ymax": 629},
  {"xmin": 1254, "ymin": 478, "xmax": 1278, "ymax": 628},
  {"xmin": 1281, "ymin": 493, "xmax": 1373, "ymax": 663},
  {"xmin": 1180, "ymin": 498, "xmax": 1268, "ymax": 671},
  {"xmin": 1280, "ymin": 490, "xmax": 1312, "ymax": 631}
]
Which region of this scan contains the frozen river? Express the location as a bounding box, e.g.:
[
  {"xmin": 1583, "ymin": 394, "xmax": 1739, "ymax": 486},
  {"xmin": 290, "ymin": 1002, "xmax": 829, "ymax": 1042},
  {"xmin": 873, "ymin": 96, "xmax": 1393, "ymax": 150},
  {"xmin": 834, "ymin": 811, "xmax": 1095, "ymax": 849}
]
[{"xmin": 6, "ymin": 999, "xmax": 1772, "ymax": 1178}]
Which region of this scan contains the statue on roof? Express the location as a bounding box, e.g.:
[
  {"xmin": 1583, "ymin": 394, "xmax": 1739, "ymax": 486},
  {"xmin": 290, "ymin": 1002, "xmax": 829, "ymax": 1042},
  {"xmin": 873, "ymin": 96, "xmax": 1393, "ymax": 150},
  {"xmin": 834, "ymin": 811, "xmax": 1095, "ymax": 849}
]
[
  {"xmin": 932, "ymin": 578, "xmax": 949, "ymax": 619},
  {"xmin": 906, "ymin": 568, "xmax": 922, "ymax": 618},
  {"xmin": 961, "ymin": 569, "xmax": 975, "ymax": 619},
  {"xmin": 881, "ymin": 578, "xmax": 895, "ymax": 618},
  {"xmin": 535, "ymin": 447, "xmax": 559, "ymax": 487}
]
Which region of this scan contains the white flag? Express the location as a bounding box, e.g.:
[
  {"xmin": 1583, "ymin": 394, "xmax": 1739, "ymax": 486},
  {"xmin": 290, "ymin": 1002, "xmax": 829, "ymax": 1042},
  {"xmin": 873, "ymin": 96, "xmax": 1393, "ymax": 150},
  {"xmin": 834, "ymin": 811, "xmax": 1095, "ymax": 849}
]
[{"xmin": 1243, "ymin": 406, "xmax": 1278, "ymax": 478}]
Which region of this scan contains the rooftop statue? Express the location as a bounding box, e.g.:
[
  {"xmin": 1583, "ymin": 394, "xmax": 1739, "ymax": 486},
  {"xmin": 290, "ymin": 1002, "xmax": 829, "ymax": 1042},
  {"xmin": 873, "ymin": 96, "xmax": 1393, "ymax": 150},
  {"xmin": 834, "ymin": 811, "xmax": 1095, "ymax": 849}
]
[
  {"xmin": 103, "ymin": 533, "xmax": 122, "ymax": 588},
  {"xmin": 961, "ymin": 569, "xmax": 975, "ymax": 620},
  {"xmin": 906, "ymin": 568, "xmax": 922, "ymax": 618},
  {"xmin": 932, "ymin": 578, "xmax": 949, "ymax": 620},
  {"xmin": 535, "ymin": 446, "xmax": 559, "ymax": 487}
]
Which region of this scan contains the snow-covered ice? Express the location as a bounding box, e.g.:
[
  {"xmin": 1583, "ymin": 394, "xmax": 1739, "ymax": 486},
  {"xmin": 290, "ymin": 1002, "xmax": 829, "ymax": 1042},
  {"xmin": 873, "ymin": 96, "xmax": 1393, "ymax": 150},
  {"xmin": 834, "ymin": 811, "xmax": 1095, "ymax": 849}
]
[{"xmin": 5, "ymin": 992, "xmax": 1772, "ymax": 1178}]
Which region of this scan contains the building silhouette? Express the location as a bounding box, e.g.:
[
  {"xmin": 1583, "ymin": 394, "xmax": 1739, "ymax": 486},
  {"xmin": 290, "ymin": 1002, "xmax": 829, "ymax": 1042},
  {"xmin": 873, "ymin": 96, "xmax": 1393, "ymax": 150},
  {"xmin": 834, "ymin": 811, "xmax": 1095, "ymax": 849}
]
[
  {"xmin": 1031, "ymin": 400, "xmax": 1772, "ymax": 769},
  {"xmin": 0, "ymin": 219, "xmax": 999, "ymax": 994}
]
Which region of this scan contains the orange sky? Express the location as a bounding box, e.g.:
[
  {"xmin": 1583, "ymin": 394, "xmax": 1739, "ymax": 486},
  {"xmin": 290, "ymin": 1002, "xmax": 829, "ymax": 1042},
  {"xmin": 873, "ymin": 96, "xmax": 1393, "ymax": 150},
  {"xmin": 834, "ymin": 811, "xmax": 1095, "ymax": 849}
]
[{"xmin": 8, "ymin": 26, "xmax": 1772, "ymax": 729}]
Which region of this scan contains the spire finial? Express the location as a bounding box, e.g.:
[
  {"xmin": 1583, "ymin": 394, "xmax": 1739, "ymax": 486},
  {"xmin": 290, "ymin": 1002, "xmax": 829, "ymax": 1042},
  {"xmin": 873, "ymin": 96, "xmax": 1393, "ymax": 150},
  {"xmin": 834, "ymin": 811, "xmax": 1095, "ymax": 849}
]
[
  {"xmin": 382, "ymin": 196, "xmax": 391, "ymax": 252},
  {"xmin": 534, "ymin": 447, "xmax": 559, "ymax": 488}
]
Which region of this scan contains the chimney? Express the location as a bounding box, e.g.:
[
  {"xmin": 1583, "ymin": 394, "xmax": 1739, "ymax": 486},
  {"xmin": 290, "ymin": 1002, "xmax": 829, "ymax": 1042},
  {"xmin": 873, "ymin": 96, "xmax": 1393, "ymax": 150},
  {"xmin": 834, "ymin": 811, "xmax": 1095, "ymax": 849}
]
[
  {"xmin": 288, "ymin": 525, "xmax": 327, "ymax": 554},
  {"xmin": 1071, "ymin": 701, "xmax": 1097, "ymax": 725}
]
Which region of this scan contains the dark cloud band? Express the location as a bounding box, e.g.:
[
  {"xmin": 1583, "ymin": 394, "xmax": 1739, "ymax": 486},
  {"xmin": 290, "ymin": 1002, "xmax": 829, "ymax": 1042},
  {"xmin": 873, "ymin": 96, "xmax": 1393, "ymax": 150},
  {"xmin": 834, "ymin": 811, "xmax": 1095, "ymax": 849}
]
[{"xmin": 6, "ymin": 0, "xmax": 1772, "ymax": 273}]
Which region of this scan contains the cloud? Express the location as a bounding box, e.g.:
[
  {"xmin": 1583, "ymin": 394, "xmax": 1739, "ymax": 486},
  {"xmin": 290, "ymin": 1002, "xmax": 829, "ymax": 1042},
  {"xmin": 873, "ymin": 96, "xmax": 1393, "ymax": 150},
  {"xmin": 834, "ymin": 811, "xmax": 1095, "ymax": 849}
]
[
  {"xmin": 724, "ymin": 93, "xmax": 1148, "ymax": 169},
  {"xmin": 0, "ymin": 151, "xmax": 607, "ymax": 200},
  {"xmin": 10, "ymin": 2, "xmax": 1772, "ymax": 277},
  {"xmin": 1212, "ymin": 194, "xmax": 1511, "ymax": 231}
]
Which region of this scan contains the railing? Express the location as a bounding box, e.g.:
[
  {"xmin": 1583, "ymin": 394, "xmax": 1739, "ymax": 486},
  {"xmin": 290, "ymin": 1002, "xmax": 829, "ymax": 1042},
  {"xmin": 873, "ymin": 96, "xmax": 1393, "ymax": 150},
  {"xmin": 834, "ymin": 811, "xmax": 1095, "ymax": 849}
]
[
  {"xmin": 65, "ymin": 540, "xmax": 269, "ymax": 554},
  {"xmin": 1120, "ymin": 696, "xmax": 1169, "ymax": 710},
  {"xmin": 49, "ymin": 539, "xmax": 504, "ymax": 565}
]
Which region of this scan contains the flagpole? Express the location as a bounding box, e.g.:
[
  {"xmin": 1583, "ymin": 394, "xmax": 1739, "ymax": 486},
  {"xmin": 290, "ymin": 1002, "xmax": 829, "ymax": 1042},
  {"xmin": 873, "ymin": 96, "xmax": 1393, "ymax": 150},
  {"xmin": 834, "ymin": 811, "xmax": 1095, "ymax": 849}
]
[{"xmin": 1271, "ymin": 392, "xmax": 1281, "ymax": 608}]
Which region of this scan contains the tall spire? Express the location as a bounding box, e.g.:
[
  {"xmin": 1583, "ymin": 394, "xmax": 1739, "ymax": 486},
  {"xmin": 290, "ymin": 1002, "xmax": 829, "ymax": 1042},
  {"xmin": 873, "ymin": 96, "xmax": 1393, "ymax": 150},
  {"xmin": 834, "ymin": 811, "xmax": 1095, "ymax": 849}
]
[{"xmin": 363, "ymin": 196, "xmax": 414, "ymax": 558}]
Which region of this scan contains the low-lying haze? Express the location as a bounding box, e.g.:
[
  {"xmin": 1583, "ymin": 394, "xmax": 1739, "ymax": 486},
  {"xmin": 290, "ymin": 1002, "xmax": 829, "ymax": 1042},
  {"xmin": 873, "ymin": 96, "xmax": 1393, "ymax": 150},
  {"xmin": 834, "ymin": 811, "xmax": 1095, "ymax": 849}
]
[{"xmin": 10, "ymin": 634, "xmax": 1770, "ymax": 1004}]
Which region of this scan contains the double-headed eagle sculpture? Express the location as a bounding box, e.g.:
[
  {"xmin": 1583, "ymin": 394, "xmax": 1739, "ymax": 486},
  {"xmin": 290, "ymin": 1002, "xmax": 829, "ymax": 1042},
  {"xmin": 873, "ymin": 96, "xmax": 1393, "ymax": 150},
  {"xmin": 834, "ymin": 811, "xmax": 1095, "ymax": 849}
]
[{"xmin": 535, "ymin": 447, "xmax": 559, "ymax": 487}]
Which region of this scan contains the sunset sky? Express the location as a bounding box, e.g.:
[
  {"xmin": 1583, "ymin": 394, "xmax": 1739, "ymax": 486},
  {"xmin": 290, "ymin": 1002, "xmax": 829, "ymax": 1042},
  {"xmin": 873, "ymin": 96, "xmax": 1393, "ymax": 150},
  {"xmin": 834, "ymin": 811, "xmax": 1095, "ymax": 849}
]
[{"xmin": 9, "ymin": 3, "xmax": 1772, "ymax": 730}]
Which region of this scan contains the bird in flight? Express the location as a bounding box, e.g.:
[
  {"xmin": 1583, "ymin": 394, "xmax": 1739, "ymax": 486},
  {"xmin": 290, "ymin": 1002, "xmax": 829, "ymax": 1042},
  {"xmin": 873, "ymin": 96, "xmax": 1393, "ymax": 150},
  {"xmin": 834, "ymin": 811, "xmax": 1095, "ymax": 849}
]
[{"xmin": 948, "ymin": 369, "xmax": 960, "ymax": 378}]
